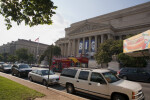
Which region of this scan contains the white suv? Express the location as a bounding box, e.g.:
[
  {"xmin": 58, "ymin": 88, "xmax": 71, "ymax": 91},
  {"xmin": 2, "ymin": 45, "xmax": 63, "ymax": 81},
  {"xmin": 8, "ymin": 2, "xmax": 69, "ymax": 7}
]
[{"xmin": 59, "ymin": 68, "xmax": 144, "ymax": 100}]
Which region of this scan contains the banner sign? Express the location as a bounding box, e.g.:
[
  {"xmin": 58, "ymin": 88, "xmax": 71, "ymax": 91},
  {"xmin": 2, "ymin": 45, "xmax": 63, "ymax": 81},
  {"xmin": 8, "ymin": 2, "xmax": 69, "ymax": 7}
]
[
  {"xmin": 79, "ymin": 41, "xmax": 83, "ymax": 54},
  {"xmin": 123, "ymin": 30, "xmax": 150, "ymax": 53},
  {"xmin": 91, "ymin": 39, "xmax": 95, "ymax": 52},
  {"xmin": 85, "ymin": 40, "xmax": 89, "ymax": 53}
]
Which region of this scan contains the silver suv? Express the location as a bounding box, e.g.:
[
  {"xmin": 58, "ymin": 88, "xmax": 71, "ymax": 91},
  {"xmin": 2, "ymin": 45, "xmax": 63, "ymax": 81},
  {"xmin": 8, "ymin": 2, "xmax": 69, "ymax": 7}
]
[{"xmin": 59, "ymin": 68, "xmax": 144, "ymax": 100}]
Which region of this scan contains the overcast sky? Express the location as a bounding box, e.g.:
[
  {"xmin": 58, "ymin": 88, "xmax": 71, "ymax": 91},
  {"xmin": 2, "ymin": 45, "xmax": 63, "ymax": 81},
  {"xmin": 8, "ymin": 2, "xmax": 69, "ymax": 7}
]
[{"xmin": 0, "ymin": 0, "xmax": 150, "ymax": 46}]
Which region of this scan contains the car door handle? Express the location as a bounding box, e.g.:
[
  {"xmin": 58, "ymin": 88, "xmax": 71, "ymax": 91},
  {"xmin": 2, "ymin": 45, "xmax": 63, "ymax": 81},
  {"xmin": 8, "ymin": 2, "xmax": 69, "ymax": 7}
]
[
  {"xmin": 77, "ymin": 80, "xmax": 79, "ymax": 82},
  {"xmin": 89, "ymin": 83, "xmax": 92, "ymax": 85}
]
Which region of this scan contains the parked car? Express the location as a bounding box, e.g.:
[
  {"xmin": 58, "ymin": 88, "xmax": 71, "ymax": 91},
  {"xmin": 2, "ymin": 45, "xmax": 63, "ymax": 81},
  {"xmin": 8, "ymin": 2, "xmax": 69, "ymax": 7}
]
[
  {"xmin": 118, "ymin": 67, "xmax": 150, "ymax": 82},
  {"xmin": 11, "ymin": 64, "xmax": 32, "ymax": 77},
  {"xmin": 0, "ymin": 63, "xmax": 12, "ymax": 73},
  {"xmin": 59, "ymin": 68, "xmax": 144, "ymax": 100},
  {"xmin": 28, "ymin": 69, "xmax": 59, "ymax": 86}
]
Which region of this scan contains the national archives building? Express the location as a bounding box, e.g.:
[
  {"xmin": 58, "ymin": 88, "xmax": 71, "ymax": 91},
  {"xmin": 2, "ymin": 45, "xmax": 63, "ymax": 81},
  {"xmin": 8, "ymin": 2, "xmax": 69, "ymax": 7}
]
[{"xmin": 55, "ymin": 2, "xmax": 150, "ymax": 59}]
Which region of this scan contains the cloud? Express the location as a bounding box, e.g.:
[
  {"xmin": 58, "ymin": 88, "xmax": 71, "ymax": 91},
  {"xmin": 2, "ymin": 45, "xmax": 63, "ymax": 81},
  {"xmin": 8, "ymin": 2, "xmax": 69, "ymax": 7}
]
[{"xmin": 0, "ymin": 12, "xmax": 71, "ymax": 46}]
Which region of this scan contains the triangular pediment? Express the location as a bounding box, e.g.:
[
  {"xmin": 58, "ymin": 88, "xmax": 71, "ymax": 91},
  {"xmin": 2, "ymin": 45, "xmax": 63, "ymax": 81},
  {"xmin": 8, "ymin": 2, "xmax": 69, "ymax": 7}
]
[{"xmin": 69, "ymin": 21, "xmax": 111, "ymax": 34}]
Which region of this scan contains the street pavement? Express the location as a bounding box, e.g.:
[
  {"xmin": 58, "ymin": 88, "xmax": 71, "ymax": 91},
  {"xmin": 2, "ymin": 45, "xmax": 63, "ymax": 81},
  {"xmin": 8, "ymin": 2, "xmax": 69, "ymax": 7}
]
[
  {"xmin": 1, "ymin": 67, "xmax": 150, "ymax": 100},
  {"xmin": 32, "ymin": 67, "xmax": 150, "ymax": 100}
]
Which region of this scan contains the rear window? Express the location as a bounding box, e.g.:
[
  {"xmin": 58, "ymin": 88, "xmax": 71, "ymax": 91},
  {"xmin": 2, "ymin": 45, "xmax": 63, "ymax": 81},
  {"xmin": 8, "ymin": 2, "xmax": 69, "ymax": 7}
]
[
  {"xmin": 61, "ymin": 69, "xmax": 77, "ymax": 78},
  {"xmin": 121, "ymin": 68, "xmax": 128, "ymax": 72}
]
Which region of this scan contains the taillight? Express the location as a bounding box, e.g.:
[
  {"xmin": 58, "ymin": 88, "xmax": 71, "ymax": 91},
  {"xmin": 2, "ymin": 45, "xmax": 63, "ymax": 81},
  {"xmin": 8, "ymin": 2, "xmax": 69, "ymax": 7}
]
[
  {"xmin": 117, "ymin": 71, "xmax": 120, "ymax": 75},
  {"xmin": 132, "ymin": 92, "xmax": 135, "ymax": 99},
  {"xmin": 59, "ymin": 76, "xmax": 60, "ymax": 80}
]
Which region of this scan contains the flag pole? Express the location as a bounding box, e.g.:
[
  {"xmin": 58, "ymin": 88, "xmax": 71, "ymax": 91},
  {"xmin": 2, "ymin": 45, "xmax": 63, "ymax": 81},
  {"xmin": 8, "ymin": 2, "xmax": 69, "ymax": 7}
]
[{"xmin": 36, "ymin": 37, "xmax": 40, "ymax": 64}]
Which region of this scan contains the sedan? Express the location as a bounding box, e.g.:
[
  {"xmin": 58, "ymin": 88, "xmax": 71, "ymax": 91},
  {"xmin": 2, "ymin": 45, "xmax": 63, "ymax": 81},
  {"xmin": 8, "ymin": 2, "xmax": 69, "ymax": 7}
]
[
  {"xmin": 28, "ymin": 69, "xmax": 59, "ymax": 86},
  {"xmin": 0, "ymin": 64, "xmax": 12, "ymax": 73}
]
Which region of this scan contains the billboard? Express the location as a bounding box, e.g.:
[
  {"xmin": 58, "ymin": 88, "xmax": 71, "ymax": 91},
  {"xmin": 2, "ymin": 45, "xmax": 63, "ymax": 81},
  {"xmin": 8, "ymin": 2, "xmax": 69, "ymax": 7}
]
[{"xmin": 123, "ymin": 30, "xmax": 150, "ymax": 53}]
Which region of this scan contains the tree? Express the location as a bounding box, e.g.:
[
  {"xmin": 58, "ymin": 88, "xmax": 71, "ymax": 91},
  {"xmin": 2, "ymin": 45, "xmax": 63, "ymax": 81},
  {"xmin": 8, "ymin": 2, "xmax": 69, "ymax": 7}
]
[
  {"xmin": 0, "ymin": 0, "xmax": 57, "ymax": 29},
  {"xmin": 7, "ymin": 55, "xmax": 18, "ymax": 63},
  {"xmin": 28, "ymin": 54, "xmax": 35, "ymax": 64},
  {"xmin": 95, "ymin": 39, "xmax": 123, "ymax": 64},
  {"xmin": 95, "ymin": 39, "xmax": 147, "ymax": 67},
  {"xmin": 39, "ymin": 45, "xmax": 61, "ymax": 63},
  {"xmin": 16, "ymin": 48, "xmax": 28, "ymax": 62},
  {"xmin": 0, "ymin": 54, "xmax": 3, "ymax": 61}
]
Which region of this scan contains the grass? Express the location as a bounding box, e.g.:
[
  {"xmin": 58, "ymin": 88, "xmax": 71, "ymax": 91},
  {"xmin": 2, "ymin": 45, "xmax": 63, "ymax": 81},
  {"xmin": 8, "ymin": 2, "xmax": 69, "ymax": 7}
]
[{"xmin": 0, "ymin": 76, "xmax": 45, "ymax": 100}]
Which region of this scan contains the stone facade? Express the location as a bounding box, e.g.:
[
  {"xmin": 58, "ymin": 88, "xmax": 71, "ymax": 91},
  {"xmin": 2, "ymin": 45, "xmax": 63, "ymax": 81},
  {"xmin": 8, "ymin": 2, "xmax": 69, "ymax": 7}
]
[
  {"xmin": 0, "ymin": 39, "xmax": 49, "ymax": 57},
  {"xmin": 56, "ymin": 2, "xmax": 150, "ymax": 58}
]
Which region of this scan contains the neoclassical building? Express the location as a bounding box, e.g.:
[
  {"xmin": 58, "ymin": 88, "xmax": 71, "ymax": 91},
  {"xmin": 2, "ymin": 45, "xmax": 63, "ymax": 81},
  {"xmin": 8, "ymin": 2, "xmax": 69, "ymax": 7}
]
[
  {"xmin": 55, "ymin": 2, "xmax": 150, "ymax": 59},
  {"xmin": 0, "ymin": 39, "xmax": 49, "ymax": 58}
]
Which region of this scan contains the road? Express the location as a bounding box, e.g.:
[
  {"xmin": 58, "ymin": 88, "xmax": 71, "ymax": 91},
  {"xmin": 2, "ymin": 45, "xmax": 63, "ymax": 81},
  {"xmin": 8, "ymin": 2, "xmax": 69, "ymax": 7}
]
[{"xmin": 2, "ymin": 67, "xmax": 150, "ymax": 100}]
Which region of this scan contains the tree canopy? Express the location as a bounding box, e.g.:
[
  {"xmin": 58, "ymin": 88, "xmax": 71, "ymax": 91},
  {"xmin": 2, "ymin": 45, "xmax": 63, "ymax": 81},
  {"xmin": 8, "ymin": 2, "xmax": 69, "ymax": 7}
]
[
  {"xmin": 95, "ymin": 39, "xmax": 123, "ymax": 64},
  {"xmin": 0, "ymin": 0, "xmax": 57, "ymax": 29},
  {"xmin": 39, "ymin": 45, "xmax": 61, "ymax": 64},
  {"xmin": 95, "ymin": 39, "xmax": 147, "ymax": 67}
]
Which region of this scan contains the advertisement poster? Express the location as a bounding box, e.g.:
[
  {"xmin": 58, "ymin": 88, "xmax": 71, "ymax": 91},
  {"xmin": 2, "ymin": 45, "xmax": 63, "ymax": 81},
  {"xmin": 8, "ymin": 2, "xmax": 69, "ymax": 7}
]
[
  {"xmin": 123, "ymin": 30, "xmax": 150, "ymax": 53},
  {"xmin": 91, "ymin": 39, "xmax": 95, "ymax": 52},
  {"xmin": 79, "ymin": 41, "xmax": 83, "ymax": 54},
  {"xmin": 85, "ymin": 40, "xmax": 89, "ymax": 53}
]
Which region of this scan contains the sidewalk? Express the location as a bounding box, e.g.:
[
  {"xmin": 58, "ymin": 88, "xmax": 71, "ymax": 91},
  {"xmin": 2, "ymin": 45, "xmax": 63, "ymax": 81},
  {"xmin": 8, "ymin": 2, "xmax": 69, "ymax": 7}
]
[{"xmin": 0, "ymin": 72, "xmax": 87, "ymax": 100}]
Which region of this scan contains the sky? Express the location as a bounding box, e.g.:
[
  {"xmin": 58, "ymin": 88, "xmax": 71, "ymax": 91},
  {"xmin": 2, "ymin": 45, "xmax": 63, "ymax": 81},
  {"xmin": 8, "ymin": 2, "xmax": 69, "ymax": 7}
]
[{"xmin": 0, "ymin": 0, "xmax": 150, "ymax": 46}]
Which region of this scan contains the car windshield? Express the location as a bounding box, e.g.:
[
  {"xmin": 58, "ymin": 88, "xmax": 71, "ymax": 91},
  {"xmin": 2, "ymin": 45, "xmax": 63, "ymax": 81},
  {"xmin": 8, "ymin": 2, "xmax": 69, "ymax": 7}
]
[
  {"xmin": 41, "ymin": 70, "xmax": 54, "ymax": 75},
  {"xmin": 103, "ymin": 72, "xmax": 120, "ymax": 83},
  {"xmin": 3, "ymin": 64, "xmax": 11, "ymax": 67},
  {"xmin": 19, "ymin": 65, "xmax": 30, "ymax": 69}
]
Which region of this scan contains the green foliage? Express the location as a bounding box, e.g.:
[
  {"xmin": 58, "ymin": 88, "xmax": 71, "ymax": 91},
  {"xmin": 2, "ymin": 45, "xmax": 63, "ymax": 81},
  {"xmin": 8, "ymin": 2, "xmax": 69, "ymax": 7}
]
[
  {"xmin": 95, "ymin": 39, "xmax": 147, "ymax": 67},
  {"xmin": 95, "ymin": 39, "xmax": 123, "ymax": 64},
  {"xmin": 118, "ymin": 53, "xmax": 147, "ymax": 67},
  {"xmin": 0, "ymin": 54, "xmax": 4, "ymax": 61},
  {"xmin": 39, "ymin": 45, "xmax": 61, "ymax": 63},
  {"xmin": 7, "ymin": 55, "xmax": 18, "ymax": 63},
  {"xmin": 0, "ymin": 76, "xmax": 44, "ymax": 100},
  {"xmin": 16, "ymin": 48, "xmax": 28, "ymax": 61},
  {"xmin": 0, "ymin": 0, "xmax": 57, "ymax": 29},
  {"xmin": 27, "ymin": 54, "xmax": 35, "ymax": 64}
]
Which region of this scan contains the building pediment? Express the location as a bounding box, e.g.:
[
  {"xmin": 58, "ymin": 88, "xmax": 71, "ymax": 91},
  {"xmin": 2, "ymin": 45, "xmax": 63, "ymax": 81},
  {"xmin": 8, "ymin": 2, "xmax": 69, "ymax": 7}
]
[{"xmin": 69, "ymin": 21, "xmax": 112, "ymax": 34}]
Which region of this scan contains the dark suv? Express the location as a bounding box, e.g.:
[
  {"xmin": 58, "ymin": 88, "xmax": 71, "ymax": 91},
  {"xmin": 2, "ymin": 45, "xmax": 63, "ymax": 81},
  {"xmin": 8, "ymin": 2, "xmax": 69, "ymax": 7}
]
[
  {"xmin": 118, "ymin": 67, "xmax": 150, "ymax": 82},
  {"xmin": 11, "ymin": 64, "xmax": 32, "ymax": 77}
]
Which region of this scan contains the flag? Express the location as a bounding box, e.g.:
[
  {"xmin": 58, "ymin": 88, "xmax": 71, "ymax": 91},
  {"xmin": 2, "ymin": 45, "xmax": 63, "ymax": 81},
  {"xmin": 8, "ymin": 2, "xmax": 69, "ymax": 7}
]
[{"xmin": 35, "ymin": 37, "xmax": 39, "ymax": 42}]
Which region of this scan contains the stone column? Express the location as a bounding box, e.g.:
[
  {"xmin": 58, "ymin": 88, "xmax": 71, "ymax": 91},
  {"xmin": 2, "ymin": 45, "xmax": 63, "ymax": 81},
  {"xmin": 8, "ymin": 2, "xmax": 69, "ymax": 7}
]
[
  {"xmin": 72, "ymin": 39, "xmax": 75, "ymax": 56},
  {"xmin": 95, "ymin": 35, "xmax": 97, "ymax": 52},
  {"xmin": 82, "ymin": 37, "xmax": 85, "ymax": 54},
  {"xmin": 77, "ymin": 38, "xmax": 80, "ymax": 56},
  {"xmin": 68, "ymin": 41, "xmax": 71, "ymax": 56},
  {"xmin": 108, "ymin": 34, "xmax": 112, "ymax": 39},
  {"xmin": 119, "ymin": 36, "xmax": 122, "ymax": 40},
  {"xmin": 89, "ymin": 36, "xmax": 91, "ymax": 52},
  {"xmin": 64, "ymin": 43, "xmax": 67, "ymax": 57},
  {"xmin": 101, "ymin": 34, "xmax": 104, "ymax": 43}
]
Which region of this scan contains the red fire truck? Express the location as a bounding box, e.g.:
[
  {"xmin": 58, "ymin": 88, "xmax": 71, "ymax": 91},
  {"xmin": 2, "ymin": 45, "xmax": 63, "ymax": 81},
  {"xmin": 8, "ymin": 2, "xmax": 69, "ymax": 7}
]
[{"xmin": 51, "ymin": 54, "xmax": 89, "ymax": 72}]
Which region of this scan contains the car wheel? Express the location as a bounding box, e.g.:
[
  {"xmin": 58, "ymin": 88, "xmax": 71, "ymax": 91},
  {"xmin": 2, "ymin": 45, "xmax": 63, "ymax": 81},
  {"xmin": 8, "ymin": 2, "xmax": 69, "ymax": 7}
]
[
  {"xmin": 43, "ymin": 80, "xmax": 47, "ymax": 86},
  {"xmin": 123, "ymin": 76, "xmax": 128, "ymax": 80},
  {"xmin": 66, "ymin": 84, "xmax": 75, "ymax": 94},
  {"xmin": 18, "ymin": 73, "xmax": 22, "ymax": 78},
  {"xmin": 29, "ymin": 76, "xmax": 33, "ymax": 82},
  {"xmin": 112, "ymin": 94, "xmax": 126, "ymax": 100},
  {"xmin": 11, "ymin": 72, "xmax": 14, "ymax": 76}
]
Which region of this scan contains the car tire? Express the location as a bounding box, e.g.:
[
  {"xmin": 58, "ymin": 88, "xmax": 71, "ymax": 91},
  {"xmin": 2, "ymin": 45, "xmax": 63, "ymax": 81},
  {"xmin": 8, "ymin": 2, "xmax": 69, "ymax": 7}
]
[
  {"xmin": 29, "ymin": 76, "xmax": 33, "ymax": 82},
  {"xmin": 43, "ymin": 80, "xmax": 47, "ymax": 86},
  {"xmin": 66, "ymin": 84, "xmax": 75, "ymax": 94},
  {"xmin": 112, "ymin": 94, "xmax": 126, "ymax": 100},
  {"xmin": 18, "ymin": 73, "xmax": 22, "ymax": 78},
  {"xmin": 123, "ymin": 76, "xmax": 128, "ymax": 80},
  {"xmin": 11, "ymin": 72, "xmax": 14, "ymax": 76}
]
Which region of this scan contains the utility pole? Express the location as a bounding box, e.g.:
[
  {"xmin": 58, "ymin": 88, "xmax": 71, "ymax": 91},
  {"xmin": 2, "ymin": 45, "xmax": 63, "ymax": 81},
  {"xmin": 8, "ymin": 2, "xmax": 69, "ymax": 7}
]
[{"xmin": 47, "ymin": 45, "xmax": 53, "ymax": 89}]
